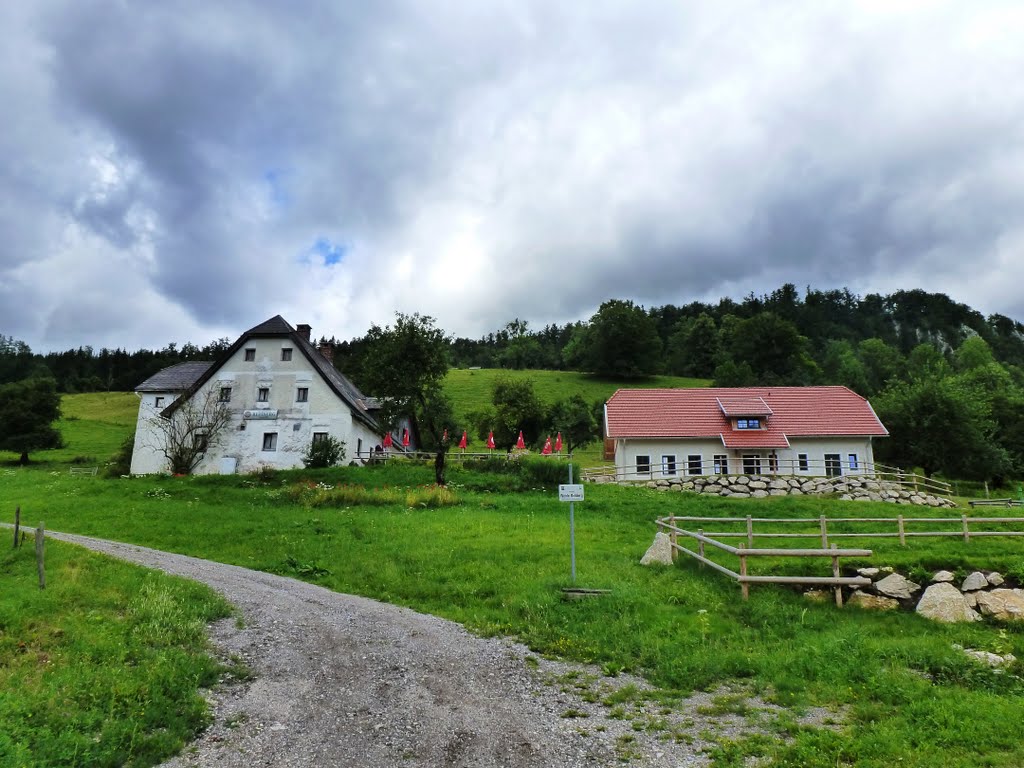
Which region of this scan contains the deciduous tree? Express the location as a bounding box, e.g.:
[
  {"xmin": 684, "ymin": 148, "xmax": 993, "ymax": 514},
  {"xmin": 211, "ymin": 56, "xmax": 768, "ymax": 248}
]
[
  {"xmin": 360, "ymin": 313, "xmax": 455, "ymax": 485},
  {"xmin": 0, "ymin": 377, "xmax": 62, "ymax": 464}
]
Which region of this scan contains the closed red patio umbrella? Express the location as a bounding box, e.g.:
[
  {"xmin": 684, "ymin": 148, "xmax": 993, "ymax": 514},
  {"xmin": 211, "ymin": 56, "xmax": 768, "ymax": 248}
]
[
  {"xmin": 515, "ymin": 431, "xmax": 525, "ymax": 450},
  {"xmin": 458, "ymin": 430, "xmax": 468, "ymax": 450},
  {"xmin": 541, "ymin": 436, "xmax": 552, "ymax": 455},
  {"xmin": 486, "ymin": 431, "xmax": 495, "ymax": 450},
  {"xmin": 382, "ymin": 432, "xmax": 393, "ymax": 449},
  {"xmin": 402, "ymin": 428, "xmax": 410, "ymax": 448}
]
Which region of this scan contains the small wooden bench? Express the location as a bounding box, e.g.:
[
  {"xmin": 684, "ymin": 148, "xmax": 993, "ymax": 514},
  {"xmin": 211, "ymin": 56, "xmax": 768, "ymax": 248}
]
[
  {"xmin": 968, "ymin": 498, "xmax": 1022, "ymax": 508},
  {"xmin": 68, "ymin": 466, "xmax": 99, "ymax": 477}
]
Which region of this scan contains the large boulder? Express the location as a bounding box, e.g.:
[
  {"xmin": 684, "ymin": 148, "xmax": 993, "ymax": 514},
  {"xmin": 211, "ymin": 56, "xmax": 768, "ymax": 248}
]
[
  {"xmin": 974, "ymin": 589, "xmax": 1024, "ymax": 621},
  {"xmin": 640, "ymin": 532, "xmax": 674, "ymax": 566},
  {"xmin": 875, "ymin": 573, "xmax": 922, "ymax": 600},
  {"xmin": 916, "ymin": 583, "xmax": 981, "ymax": 623}
]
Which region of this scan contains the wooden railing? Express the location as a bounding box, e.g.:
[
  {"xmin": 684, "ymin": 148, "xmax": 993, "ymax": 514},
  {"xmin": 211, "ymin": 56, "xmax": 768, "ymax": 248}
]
[
  {"xmin": 351, "ymin": 450, "xmax": 572, "ymax": 463},
  {"xmin": 655, "ymin": 515, "xmax": 872, "ymax": 605},
  {"xmin": 585, "ymin": 459, "xmax": 952, "ymax": 498}
]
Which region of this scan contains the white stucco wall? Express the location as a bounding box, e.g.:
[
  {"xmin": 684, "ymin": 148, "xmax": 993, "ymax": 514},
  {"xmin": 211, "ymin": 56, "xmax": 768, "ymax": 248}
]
[
  {"xmin": 130, "ymin": 340, "xmax": 381, "ymax": 475},
  {"xmin": 613, "ymin": 436, "xmax": 879, "ymax": 481}
]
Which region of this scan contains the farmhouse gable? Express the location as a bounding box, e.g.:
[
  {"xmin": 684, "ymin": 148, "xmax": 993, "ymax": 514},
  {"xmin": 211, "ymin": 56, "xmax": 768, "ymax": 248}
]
[{"xmin": 130, "ymin": 315, "xmax": 386, "ymax": 475}]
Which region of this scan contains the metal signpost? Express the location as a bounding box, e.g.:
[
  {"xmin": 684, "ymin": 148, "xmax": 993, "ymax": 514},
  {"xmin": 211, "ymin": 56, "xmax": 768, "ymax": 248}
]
[{"xmin": 559, "ymin": 463, "xmax": 585, "ymax": 584}]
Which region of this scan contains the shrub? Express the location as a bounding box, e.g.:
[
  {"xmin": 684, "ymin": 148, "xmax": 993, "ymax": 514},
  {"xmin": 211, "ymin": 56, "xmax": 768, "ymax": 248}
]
[
  {"xmin": 104, "ymin": 435, "xmax": 135, "ymax": 477},
  {"xmin": 301, "ymin": 435, "xmax": 346, "ymax": 468}
]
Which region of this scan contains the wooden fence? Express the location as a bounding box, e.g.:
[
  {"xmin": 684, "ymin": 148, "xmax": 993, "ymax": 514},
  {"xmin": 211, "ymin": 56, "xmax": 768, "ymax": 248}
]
[
  {"xmin": 656, "ymin": 512, "xmax": 1024, "ymax": 602},
  {"xmin": 351, "ymin": 449, "xmax": 572, "ymax": 464},
  {"xmin": 655, "ymin": 516, "xmax": 871, "ymax": 605}
]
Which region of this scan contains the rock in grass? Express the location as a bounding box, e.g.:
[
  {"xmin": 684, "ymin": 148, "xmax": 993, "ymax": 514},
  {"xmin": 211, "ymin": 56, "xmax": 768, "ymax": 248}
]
[
  {"xmin": 874, "ymin": 573, "xmax": 921, "ymax": 600},
  {"xmin": 640, "ymin": 532, "xmax": 674, "ymax": 566},
  {"xmin": 961, "ymin": 572, "xmax": 989, "ymax": 592},
  {"xmin": 962, "ymin": 648, "xmax": 1017, "ymax": 667},
  {"xmin": 931, "ymin": 570, "xmax": 955, "ymax": 583},
  {"xmin": 848, "ymin": 591, "xmax": 899, "ymax": 610},
  {"xmin": 916, "ymin": 583, "xmax": 981, "ymax": 623},
  {"xmin": 974, "ymin": 589, "xmax": 1024, "ymax": 621},
  {"xmin": 987, "ymin": 572, "xmax": 1005, "ymax": 587}
]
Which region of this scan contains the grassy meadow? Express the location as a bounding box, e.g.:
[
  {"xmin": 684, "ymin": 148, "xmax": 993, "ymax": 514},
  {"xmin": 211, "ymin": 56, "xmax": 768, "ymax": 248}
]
[{"xmin": 4, "ymin": 388, "xmax": 1024, "ymax": 767}]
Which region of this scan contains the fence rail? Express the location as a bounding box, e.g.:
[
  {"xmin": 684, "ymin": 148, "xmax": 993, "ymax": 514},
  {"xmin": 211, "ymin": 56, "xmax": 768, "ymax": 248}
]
[
  {"xmin": 655, "ymin": 516, "xmax": 871, "ymax": 604},
  {"xmin": 586, "ymin": 459, "xmax": 952, "ymax": 498},
  {"xmin": 351, "ymin": 449, "xmax": 572, "ymax": 464}
]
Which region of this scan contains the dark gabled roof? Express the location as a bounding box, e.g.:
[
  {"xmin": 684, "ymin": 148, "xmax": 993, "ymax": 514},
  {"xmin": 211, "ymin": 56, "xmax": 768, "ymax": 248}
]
[
  {"xmin": 159, "ymin": 315, "xmax": 379, "ymax": 431},
  {"xmin": 135, "ymin": 361, "xmax": 214, "ymax": 392}
]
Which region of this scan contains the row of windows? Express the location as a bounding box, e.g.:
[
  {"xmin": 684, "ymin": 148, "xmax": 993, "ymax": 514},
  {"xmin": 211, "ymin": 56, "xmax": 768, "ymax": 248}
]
[
  {"xmin": 244, "ymin": 347, "xmax": 293, "ymax": 362},
  {"xmin": 262, "ymin": 431, "xmax": 330, "ymax": 451},
  {"xmin": 634, "ymin": 452, "xmax": 860, "ymax": 476},
  {"xmin": 216, "ymin": 386, "xmax": 309, "ymax": 403}
]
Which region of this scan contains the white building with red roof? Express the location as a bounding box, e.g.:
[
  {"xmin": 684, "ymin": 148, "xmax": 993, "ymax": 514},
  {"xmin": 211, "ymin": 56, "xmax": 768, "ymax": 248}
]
[{"xmin": 604, "ymin": 386, "xmax": 888, "ymax": 480}]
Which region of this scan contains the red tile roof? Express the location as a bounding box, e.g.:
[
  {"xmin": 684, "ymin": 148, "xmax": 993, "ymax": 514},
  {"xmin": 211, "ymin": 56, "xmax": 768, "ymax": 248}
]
[
  {"xmin": 606, "ymin": 387, "xmax": 887, "ymax": 442},
  {"xmin": 716, "ymin": 396, "xmax": 773, "ymax": 417}
]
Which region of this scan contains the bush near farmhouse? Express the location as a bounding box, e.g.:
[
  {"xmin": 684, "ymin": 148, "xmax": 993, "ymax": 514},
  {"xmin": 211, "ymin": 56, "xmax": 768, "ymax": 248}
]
[
  {"xmin": 0, "ymin": 376, "xmax": 62, "ymax": 463},
  {"xmin": 301, "ymin": 435, "xmax": 346, "ymax": 468}
]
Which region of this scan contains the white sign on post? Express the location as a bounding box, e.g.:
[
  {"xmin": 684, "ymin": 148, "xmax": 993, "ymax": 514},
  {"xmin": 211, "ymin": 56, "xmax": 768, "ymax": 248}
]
[{"xmin": 559, "ymin": 484, "xmax": 584, "ymax": 502}]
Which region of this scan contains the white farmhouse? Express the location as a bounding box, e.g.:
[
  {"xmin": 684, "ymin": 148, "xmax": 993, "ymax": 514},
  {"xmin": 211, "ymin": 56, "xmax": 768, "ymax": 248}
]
[
  {"xmin": 130, "ymin": 315, "xmax": 388, "ymax": 474},
  {"xmin": 604, "ymin": 386, "xmax": 888, "ymax": 481}
]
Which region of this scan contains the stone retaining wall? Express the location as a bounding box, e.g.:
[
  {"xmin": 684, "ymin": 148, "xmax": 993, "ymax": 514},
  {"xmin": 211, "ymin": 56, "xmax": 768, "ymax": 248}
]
[{"xmin": 637, "ymin": 474, "xmax": 955, "ymax": 508}]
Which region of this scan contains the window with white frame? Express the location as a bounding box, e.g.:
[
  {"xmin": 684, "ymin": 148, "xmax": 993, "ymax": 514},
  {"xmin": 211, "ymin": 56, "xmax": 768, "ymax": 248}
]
[
  {"xmin": 219, "ymin": 387, "xmax": 232, "ymax": 402},
  {"xmin": 686, "ymin": 455, "xmax": 702, "ymax": 475},
  {"xmin": 296, "ymin": 387, "xmax": 309, "ymax": 402},
  {"xmin": 743, "ymin": 454, "xmax": 761, "ymax": 474},
  {"xmin": 281, "ymin": 348, "xmax": 293, "ymax": 361},
  {"xmin": 257, "ymin": 387, "xmax": 270, "ymax": 402},
  {"xmin": 736, "ymin": 418, "xmax": 761, "ymax": 430},
  {"xmin": 244, "ymin": 348, "xmax": 256, "ymax": 361},
  {"xmin": 662, "ymin": 454, "xmax": 677, "ymax": 476},
  {"xmin": 848, "ymin": 453, "xmax": 859, "ymax": 471},
  {"xmin": 798, "ymin": 453, "xmax": 809, "ymax": 471},
  {"xmin": 262, "ymin": 432, "xmax": 278, "ymax": 451},
  {"xmin": 194, "ymin": 432, "xmax": 208, "ymax": 452},
  {"xmin": 636, "ymin": 455, "xmax": 651, "ymax": 474},
  {"xmin": 312, "ymin": 432, "xmax": 328, "ymax": 445},
  {"xmin": 154, "ymin": 396, "xmax": 164, "ymax": 408},
  {"xmin": 713, "ymin": 454, "xmax": 729, "ymax": 474}
]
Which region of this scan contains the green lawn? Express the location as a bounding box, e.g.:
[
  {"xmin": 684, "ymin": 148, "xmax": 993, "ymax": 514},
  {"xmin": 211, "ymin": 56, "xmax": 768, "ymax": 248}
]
[
  {"xmin": 3, "ymin": 460, "xmax": 1024, "ymax": 767},
  {"xmin": 0, "ymin": 534, "xmax": 232, "ymax": 768}
]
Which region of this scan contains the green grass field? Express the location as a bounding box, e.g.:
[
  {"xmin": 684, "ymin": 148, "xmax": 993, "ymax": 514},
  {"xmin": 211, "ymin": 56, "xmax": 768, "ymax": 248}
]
[
  {"xmin": 0, "ymin": 535, "xmax": 232, "ymax": 767},
  {"xmin": 5, "ymin": 388, "xmax": 1024, "ymax": 767}
]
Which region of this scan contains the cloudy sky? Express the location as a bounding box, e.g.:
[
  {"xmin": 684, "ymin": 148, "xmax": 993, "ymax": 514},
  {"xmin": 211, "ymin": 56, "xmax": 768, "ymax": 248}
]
[{"xmin": 3, "ymin": 1, "xmax": 1024, "ymax": 352}]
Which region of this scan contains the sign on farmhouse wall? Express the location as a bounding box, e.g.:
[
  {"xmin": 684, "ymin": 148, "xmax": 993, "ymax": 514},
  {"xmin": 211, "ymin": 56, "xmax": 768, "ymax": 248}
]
[{"xmin": 243, "ymin": 409, "xmax": 279, "ymax": 420}]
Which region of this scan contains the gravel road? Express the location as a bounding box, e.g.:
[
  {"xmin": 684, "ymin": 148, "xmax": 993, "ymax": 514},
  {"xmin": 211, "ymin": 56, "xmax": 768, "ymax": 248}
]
[{"xmin": 41, "ymin": 531, "xmax": 830, "ymax": 767}]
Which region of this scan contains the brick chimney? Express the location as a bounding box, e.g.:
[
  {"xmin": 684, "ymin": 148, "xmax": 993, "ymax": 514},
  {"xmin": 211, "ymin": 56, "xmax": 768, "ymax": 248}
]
[
  {"xmin": 296, "ymin": 323, "xmax": 312, "ymax": 342},
  {"xmin": 318, "ymin": 342, "xmax": 334, "ymax": 363}
]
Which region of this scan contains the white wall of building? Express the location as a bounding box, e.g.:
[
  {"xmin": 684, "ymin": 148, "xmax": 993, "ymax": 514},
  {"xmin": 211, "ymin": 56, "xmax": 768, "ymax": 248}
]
[{"xmin": 613, "ymin": 436, "xmax": 878, "ymax": 482}]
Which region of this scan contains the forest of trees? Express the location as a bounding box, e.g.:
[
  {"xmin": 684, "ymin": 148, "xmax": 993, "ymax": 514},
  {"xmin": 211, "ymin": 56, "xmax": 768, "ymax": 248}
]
[{"xmin": 5, "ymin": 285, "xmax": 1024, "ymax": 480}]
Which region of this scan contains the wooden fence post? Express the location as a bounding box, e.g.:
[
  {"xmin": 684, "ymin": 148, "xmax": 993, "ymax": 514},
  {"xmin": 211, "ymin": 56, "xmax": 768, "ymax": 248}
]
[
  {"xmin": 35, "ymin": 522, "xmax": 45, "ymax": 590},
  {"xmin": 697, "ymin": 528, "xmax": 705, "ymax": 566},
  {"xmin": 13, "ymin": 506, "xmax": 20, "ymax": 549},
  {"xmin": 819, "ymin": 516, "xmax": 829, "ymax": 548},
  {"xmin": 746, "ymin": 515, "xmax": 754, "ymax": 548},
  {"xmin": 668, "ymin": 516, "xmax": 678, "ymax": 562},
  {"xmin": 897, "ymin": 515, "xmax": 906, "ymax": 546},
  {"xmin": 962, "ymin": 514, "xmax": 970, "ymax": 543},
  {"xmin": 831, "ymin": 543, "xmax": 843, "ymax": 607},
  {"xmin": 740, "ymin": 554, "xmax": 749, "ymax": 600}
]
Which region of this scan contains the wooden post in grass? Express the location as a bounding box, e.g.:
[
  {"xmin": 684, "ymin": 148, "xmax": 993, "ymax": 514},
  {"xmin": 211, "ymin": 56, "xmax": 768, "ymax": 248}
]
[
  {"xmin": 668, "ymin": 515, "xmax": 677, "ymax": 562},
  {"xmin": 746, "ymin": 515, "xmax": 754, "ymax": 548},
  {"xmin": 697, "ymin": 528, "xmax": 705, "ymax": 566},
  {"xmin": 831, "ymin": 543, "xmax": 842, "ymax": 607},
  {"xmin": 740, "ymin": 554, "xmax": 749, "ymax": 600},
  {"xmin": 819, "ymin": 516, "xmax": 828, "ymax": 548},
  {"xmin": 962, "ymin": 514, "xmax": 970, "ymax": 544},
  {"xmin": 897, "ymin": 514, "xmax": 906, "ymax": 546},
  {"xmin": 35, "ymin": 522, "xmax": 45, "ymax": 590},
  {"xmin": 13, "ymin": 506, "xmax": 20, "ymax": 549}
]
